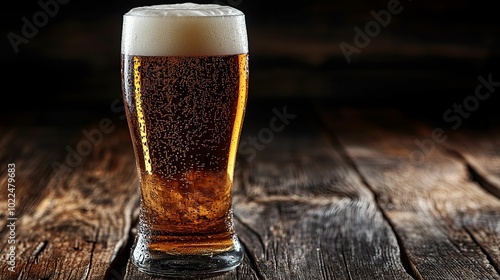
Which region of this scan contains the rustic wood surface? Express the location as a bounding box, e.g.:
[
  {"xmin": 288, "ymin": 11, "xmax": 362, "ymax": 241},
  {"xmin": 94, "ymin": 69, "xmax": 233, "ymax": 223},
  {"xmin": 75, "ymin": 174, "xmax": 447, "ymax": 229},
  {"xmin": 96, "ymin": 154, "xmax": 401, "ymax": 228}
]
[
  {"xmin": 320, "ymin": 108, "xmax": 500, "ymax": 279},
  {"xmin": 0, "ymin": 100, "xmax": 499, "ymax": 279}
]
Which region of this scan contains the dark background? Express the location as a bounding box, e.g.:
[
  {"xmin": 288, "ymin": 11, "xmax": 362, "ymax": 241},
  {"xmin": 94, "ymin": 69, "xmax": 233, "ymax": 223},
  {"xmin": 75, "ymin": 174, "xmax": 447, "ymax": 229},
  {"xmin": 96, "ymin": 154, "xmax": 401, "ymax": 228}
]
[{"xmin": 1, "ymin": 0, "xmax": 499, "ymax": 127}]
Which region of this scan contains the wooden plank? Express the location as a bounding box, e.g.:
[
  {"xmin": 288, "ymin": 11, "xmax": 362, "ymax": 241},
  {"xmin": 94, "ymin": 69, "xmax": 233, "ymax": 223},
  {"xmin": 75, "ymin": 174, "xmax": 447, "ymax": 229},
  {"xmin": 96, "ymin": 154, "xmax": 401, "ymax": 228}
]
[
  {"xmin": 321, "ymin": 108, "xmax": 500, "ymax": 279},
  {"xmin": 0, "ymin": 128, "xmax": 74, "ymax": 228},
  {"xmin": 232, "ymin": 129, "xmax": 412, "ymax": 280},
  {"xmin": 0, "ymin": 127, "xmax": 76, "ymax": 234},
  {"xmin": 0, "ymin": 125, "xmax": 139, "ymax": 279},
  {"xmin": 446, "ymin": 130, "xmax": 500, "ymax": 197},
  {"xmin": 444, "ymin": 129, "xmax": 500, "ymax": 275},
  {"xmin": 123, "ymin": 105, "xmax": 412, "ymax": 279},
  {"xmin": 0, "ymin": 127, "xmax": 76, "ymax": 277}
]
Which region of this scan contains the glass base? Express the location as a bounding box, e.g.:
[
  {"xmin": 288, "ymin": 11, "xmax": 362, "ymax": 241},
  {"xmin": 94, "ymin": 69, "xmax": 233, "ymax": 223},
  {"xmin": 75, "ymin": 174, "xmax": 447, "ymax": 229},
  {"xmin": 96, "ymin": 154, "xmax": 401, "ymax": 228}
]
[{"xmin": 131, "ymin": 237, "xmax": 244, "ymax": 277}]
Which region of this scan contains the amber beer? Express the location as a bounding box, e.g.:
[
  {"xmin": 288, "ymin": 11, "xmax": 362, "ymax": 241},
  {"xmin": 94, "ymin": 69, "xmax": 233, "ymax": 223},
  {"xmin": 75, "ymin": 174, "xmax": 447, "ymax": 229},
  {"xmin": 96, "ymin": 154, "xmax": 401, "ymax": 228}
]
[{"xmin": 121, "ymin": 3, "xmax": 248, "ymax": 276}]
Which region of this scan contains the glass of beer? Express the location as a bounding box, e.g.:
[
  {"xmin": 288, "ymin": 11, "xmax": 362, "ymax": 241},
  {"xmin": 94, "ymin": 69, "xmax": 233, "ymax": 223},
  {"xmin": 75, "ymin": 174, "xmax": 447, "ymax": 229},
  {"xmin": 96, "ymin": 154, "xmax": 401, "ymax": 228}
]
[{"xmin": 120, "ymin": 3, "xmax": 248, "ymax": 276}]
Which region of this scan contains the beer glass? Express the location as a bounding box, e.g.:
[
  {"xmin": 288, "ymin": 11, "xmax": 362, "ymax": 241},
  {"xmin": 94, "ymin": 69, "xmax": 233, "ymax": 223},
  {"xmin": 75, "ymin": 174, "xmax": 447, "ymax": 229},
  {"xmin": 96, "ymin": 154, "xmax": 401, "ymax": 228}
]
[{"xmin": 120, "ymin": 3, "xmax": 248, "ymax": 276}]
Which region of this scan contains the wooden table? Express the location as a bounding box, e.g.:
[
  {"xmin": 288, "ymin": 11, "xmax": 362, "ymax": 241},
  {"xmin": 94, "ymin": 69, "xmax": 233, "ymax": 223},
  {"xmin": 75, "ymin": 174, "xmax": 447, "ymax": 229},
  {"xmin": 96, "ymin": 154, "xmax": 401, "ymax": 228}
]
[{"xmin": 1, "ymin": 98, "xmax": 499, "ymax": 279}]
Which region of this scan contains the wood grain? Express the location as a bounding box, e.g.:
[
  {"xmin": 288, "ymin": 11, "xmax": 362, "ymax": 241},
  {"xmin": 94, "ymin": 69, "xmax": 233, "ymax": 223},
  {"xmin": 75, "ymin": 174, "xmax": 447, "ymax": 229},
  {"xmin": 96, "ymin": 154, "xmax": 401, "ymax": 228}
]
[
  {"xmin": 0, "ymin": 127, "xmax": 78, "ymax": 276},
  {"xmin": 232, "ymin": 127, "xmax": 412, "ymax": 280},
  {"xmin": 1, "ymin": 102, "xmax": 499, "ymax": 280},
  {"xmin": 0, "ymin": 127, "xmax": 74, "ymax": 231},
  {"xmin": 446, "ymin": 130, "xmax": 500, "ymax": 198},
  {"xmin": 445, "ymin": 129, "xmax": 500, "ymax": 276},
  {"xmin": 0, "ymin": 125, "xmax": 139, "ymax": 279},
  {"xmin": 321, "ymin": 108, "xmax": 500, "ymax": 279}
]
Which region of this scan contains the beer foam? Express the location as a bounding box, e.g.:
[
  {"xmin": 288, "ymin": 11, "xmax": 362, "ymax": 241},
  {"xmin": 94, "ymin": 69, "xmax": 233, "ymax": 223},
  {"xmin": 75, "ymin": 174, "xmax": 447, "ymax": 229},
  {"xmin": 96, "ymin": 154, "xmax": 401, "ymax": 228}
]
[{"xmin": 121, "ymin": 3, "xmax": 248, "ymax": 56}]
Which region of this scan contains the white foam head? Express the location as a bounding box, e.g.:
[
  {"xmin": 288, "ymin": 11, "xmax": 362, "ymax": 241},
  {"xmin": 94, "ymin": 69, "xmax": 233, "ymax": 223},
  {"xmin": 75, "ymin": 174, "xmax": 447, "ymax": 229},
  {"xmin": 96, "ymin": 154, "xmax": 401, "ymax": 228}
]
[{"xmin": 121, "ymin": 3, "xmax": 248, "ymax": 56}]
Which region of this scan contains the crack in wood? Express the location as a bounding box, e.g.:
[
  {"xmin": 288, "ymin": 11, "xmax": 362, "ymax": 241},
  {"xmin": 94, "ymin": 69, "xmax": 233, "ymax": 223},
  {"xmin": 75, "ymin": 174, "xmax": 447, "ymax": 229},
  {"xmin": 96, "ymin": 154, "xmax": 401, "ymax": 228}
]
[
  {"xmin": 340, "ymin": 245, "xmax": 353, "ymax": 280},
  {"xmin": 467, "ymin": 164, "xmax": 500, "ymax": 199},
  {"xmin": 442, "ymin": 146, "xmax": 500, "ymax": 199},
  {"xmin": 104, "ymin": 195, "xmax": 139, "ymax": 280},
  {"xmin": 104, "ymin": 233, "xmax": 133, "ymax": 280},
  {"xmin": 322, "ymin": 131, "xmax": 420, "ymax": 280},
  {"xmin": 32, "ymin": 241, "xmax": 48, "ymax": 261},
  {"xmin": 234, "ymin": 214, "xmax": 267, "ymax": 262},
  {"xmin": 84, "ymin": 229, "xmax": 99, "ymax": 280},
  {"xmin": 237, "ymin": 234, "xmax": 266, "ymax": 280},
  {"xmin": 315, "ymin": 245, "xmax": 331, "ymax": 280},
  {"xmin": 463, "ymin": 226, "xmax": 500, "ymax": 277}
]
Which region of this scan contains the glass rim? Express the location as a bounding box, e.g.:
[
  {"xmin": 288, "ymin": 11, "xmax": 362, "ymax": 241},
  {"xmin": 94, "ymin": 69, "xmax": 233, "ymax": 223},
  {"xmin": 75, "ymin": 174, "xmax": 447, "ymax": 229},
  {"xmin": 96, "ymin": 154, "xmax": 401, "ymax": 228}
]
[{"xmin": 123, "ymin": 4, "xmax": 244, "ymax": 18}]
